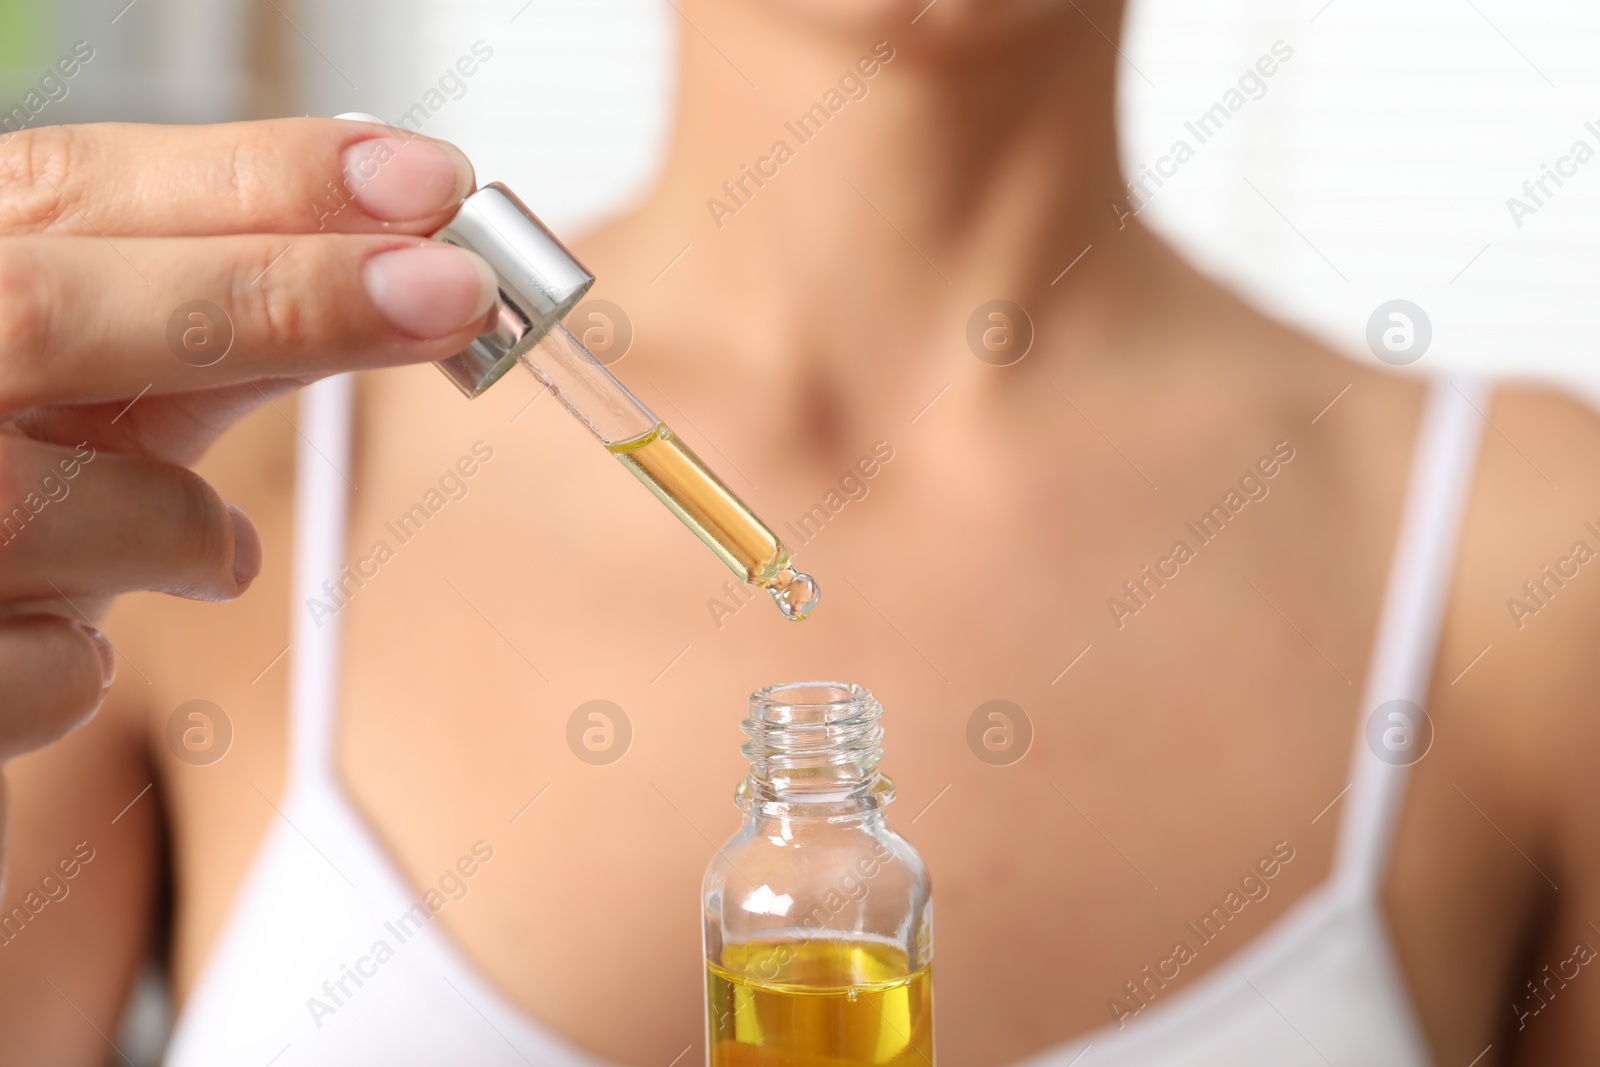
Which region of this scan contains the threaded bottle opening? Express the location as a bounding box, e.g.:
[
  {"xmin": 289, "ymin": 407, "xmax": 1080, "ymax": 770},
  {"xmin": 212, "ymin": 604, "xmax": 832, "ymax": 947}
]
[{"xmin": 738, "ymin": 681, "xmax": 892, "ymax": 814}]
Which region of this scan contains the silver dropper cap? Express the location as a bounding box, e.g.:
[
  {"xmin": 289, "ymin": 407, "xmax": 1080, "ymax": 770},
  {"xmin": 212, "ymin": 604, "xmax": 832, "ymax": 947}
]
[{"xmin": 430, "ymin": 182, "xmax": 594, "ymax": 397}]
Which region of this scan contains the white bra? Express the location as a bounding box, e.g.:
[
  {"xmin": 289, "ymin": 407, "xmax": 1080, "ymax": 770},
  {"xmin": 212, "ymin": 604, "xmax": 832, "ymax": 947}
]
[{"xmin": 164, "ymin": 373, "xmax": 1484, "ymax": 1066}]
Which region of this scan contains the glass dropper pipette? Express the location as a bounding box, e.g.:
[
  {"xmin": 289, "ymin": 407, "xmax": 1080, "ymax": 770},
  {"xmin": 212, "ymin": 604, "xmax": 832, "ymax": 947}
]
[{"xmin": 429, "ymin": 182, "xmax": 819, "ymax": 621}]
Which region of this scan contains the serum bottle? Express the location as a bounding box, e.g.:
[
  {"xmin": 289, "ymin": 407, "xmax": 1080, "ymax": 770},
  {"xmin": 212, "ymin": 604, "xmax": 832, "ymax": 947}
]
[{"xmin": 703, "ymin": 682, "xmax": 935, "ymax": 1065}]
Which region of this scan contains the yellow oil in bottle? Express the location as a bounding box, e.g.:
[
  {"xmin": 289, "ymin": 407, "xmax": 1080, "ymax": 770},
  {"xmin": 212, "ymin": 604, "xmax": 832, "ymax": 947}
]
[
  {"xmin": 608, "ymin": 423, "xmax": 820, "ymax": 620},
  {"xmin": 707, "ymin": 939, "xmax": 934, "ymax": 1067}
]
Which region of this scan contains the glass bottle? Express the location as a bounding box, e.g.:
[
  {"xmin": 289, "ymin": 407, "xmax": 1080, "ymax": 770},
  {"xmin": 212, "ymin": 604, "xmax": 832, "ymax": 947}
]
[{"xmin": 702, "ymin": 682, "xmax": 935, "ymax": 1066}]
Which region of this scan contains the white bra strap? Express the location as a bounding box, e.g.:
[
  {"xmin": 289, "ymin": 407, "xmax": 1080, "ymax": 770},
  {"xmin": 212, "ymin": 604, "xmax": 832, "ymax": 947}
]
[
  {"xmin": 286, "ymin": 373, "xmax": 357, "ymax": 791},
  {"xmin": 1334, "ymin": 377, "xmax": 1488, "ymax": 896}
]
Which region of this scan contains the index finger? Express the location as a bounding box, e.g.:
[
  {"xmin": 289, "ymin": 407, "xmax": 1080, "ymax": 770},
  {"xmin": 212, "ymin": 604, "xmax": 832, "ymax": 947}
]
[{"xmin": 0, "ymin": 119, "xmax": 476, "ymax": 239}]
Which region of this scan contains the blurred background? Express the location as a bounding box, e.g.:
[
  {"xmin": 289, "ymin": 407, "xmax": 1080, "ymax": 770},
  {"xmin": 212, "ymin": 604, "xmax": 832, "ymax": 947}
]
[
  {"xmin": 5, "ymin": 0, "xmax": 1599, "ymax": 399},
  {"xmin": 2, "ymin": 0, "xmax": 1598, "ymax": 1058}
]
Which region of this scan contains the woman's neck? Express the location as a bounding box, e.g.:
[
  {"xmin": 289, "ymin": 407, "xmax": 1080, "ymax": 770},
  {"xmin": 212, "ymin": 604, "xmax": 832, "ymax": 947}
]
[
  {"xmin": 603, "ymin": 1, "xmax": 1168, "ymax": 454},
  {"xmin": 650, "ymin": 4, "xmax": 1138, "ymax": 304}
]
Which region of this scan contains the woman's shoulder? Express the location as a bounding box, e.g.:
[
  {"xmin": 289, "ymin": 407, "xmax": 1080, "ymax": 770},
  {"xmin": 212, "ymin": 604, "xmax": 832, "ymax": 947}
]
[
  {"xmin": 1450, "ymin": 380, "xmax": 1600, "ymax": 711},
  {"xmin": 1436, "ymin": 378, "xmax": 1600, "ymax": 852}
]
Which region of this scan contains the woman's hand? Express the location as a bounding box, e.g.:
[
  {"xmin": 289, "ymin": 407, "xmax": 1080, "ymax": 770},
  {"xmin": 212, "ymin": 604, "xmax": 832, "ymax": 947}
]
[{"xmin": 0, "ymin": 118, "xmax": 496, "ymax": 765}]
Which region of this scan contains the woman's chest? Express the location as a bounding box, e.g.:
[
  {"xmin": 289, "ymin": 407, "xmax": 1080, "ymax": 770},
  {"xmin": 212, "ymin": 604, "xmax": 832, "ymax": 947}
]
[{"xmin": 313, "ymin": 421, "xmax": 1377, "ymax": 1062}]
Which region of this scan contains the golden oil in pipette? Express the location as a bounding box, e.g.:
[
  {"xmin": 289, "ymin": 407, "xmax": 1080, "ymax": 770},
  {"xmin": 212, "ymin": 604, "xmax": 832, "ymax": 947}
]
[
  {"xmin": 608, "ymin": 423, "xmax": 820, "ymax": 620},
  {"xmin": 707, "ymin": 939, "xmax": 935, "ymax": 1067}
]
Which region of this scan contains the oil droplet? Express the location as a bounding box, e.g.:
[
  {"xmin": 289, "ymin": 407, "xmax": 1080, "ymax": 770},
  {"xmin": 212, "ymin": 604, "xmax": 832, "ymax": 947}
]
[
  {"xmin": 764, "ymin": 565, "xmax": 821, "ymax": 621},
  {"xmin": 845, "ymin": 987, "xmax": 859, "ymax": 1002}
]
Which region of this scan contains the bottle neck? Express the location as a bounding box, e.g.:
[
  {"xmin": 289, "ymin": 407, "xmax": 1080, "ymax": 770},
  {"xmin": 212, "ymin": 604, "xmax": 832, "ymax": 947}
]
[{"xmin": 737, "ymin": 682, "xmax": 895, "ymax": 820}]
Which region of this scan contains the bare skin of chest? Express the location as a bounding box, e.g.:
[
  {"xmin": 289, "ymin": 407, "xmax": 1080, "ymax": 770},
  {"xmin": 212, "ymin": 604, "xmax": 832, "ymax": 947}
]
[{"xmin": 153, "ymin": 353, "xmax": 1495, "ymax": 1065}]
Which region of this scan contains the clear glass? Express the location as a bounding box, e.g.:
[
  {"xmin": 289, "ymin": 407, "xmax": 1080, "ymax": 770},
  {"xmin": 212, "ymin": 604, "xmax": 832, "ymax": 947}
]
[
  {"xmin": 702, "ymin": 682, "xmax": 935, "ymax": 1066},
  {"xmin": 520, "ymin": 324, "xmax": 658, "ymax": 446},
  {"xmin": 521, "ymin": 327, "xmax": 821, "ymax": 621},
  {"xmin": 433, "ymin": 182, "xmax": 819, "ymax": 618}
]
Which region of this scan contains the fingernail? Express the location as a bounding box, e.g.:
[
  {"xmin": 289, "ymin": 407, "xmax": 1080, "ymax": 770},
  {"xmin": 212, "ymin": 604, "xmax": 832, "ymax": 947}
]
[
  {"xmin": 72, "ymin": 621, "xmax": 117, "ymax": 689},
  {"xmin": 345, "ymin": 136, "xmax": 475, "ymax": 222},
  {"xmin": 364, "ymin": 244, "xmax": 498, "ymax": 340},
  {"xmin": 229, "ymin": 504, "xmax": 263, "ymax": 590}
]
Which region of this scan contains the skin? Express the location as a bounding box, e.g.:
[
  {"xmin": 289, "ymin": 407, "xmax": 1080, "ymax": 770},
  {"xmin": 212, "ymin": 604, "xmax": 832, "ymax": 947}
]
[
  {"xmin": 0, "ymin": 116, "xmax": 496, "ymax": 759},
  {"xmin": 4, "ymin": 1, "xmax": 1599, "ymax": 1064},
  {"xmin": 0, "ymin": 117, "xmax": 499, "ymax": 1059}
]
